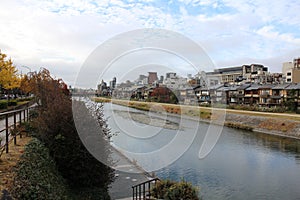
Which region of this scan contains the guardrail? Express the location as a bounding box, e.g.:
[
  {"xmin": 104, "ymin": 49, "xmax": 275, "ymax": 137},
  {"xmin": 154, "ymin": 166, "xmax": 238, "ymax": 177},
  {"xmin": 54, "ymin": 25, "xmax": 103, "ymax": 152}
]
[
  {"xmin": 0, "ymin": 104, "xmax": 34, "ymax": 156},
  {"xmin": 132, "ymin": 178, "xmax": 160, "ymax": 200}
]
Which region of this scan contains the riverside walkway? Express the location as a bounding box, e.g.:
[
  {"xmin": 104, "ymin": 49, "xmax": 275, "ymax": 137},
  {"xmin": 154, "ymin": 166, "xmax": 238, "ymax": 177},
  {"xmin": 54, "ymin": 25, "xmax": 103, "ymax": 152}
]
[{"xmin": 109, "ymin": 147, "xmax": 153, "ymax": 200}]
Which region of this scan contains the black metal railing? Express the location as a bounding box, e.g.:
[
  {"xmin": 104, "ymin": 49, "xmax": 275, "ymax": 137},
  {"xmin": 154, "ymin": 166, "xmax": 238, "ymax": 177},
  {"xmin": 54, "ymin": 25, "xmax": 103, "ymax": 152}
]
[
  {"xmin": 132, "ymin": 178, "xmax": 160, "ymax": 200},
  {"xmin": 0, "ymin": 104, "xmax": 34, "ymax": 155}
]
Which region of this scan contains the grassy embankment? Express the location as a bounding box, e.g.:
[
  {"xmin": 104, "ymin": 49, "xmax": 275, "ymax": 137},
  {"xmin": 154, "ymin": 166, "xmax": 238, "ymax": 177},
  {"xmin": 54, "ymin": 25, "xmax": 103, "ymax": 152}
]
[{"xmin": 94, "ymin": 97, "xmax": 300, "ymax": 134}]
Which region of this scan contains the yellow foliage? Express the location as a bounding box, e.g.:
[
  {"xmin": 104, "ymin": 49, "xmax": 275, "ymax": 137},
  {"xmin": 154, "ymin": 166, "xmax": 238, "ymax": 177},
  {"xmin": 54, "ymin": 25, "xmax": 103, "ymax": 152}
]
[{"xmin": 0, "ymin": 51, "xmax": 21, "ymax": 90}]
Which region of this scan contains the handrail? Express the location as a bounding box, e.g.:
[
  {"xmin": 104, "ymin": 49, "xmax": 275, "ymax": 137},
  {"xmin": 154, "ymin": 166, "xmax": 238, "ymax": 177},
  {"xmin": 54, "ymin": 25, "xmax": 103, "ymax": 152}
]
[
  {"xmin": 0, "ymin": 103, "xmax": 35, "ymax": 116},
  {"xmin": 0, "ymin": 104, "xmax": 35, "ymax": 156},
  {"xmin": 132, "ymin": 178, "xmax": 160, "ymax": 200}
]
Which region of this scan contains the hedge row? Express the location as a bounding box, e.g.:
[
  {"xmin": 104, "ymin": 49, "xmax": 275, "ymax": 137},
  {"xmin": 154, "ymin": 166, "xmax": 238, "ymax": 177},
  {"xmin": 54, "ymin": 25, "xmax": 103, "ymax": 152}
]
[
  {"xmin": 10, "ymin": 138, "xmax": 71, "ymax": 200},
  {"xmin": 10, "ymin": 137, "xmax": 112, "ymax": 200},
  {"xmin": 0, "ymin": 100, "xmax": 8, "ymax": 109},
  {"xmin": 0, "ymin": 97, "xmax": 34, "ymax": 110}
]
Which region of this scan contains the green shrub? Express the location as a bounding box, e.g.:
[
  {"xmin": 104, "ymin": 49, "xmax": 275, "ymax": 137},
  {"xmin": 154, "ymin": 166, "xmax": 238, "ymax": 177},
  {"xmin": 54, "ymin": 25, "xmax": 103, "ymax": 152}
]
[
  {"xmin": 0, "ymin": 100, "xmax": 8, "ymax": 109},
  {"xmin": 9, "ymin": 138, "xmax": 71, "ymax": 200},
  {"xmin": 17, "ymin": 97, "xmax": 34, "ymax": 102},
  {"xmin": 151, "ymin": 179, "xmax": 200, "ymax": 200},
  {"xmin": 151, "ymin": 180, "xmax": 176, "ymax": 199},
  {"xmin": 7, "ymin": 100, "xmax": 17, "ymax": 106}
]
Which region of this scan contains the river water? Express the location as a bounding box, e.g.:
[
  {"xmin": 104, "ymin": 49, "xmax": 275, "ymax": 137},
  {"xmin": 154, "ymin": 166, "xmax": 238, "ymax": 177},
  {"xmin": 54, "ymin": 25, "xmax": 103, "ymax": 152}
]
[{"xmin": 103, "ymin": 103, "xmax": 300, "ymax": 200}]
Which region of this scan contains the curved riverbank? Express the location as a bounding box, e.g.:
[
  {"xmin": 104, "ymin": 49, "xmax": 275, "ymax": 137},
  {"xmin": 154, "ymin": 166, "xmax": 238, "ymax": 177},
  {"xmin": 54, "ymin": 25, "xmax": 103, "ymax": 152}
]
[{"xmin": 94, "ymin": 97, "xmax": 300, "ymax": 140}]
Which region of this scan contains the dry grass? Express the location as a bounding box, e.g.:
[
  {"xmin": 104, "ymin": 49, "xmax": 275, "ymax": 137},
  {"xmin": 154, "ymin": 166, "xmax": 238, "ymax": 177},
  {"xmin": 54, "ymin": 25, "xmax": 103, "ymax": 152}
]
[
  {"xmin": 258, "ymin": 119, "xmax": 297, "ymax": 132},
  {"xmin": 0, "ymin": 136, "xmax": 32, "ymax": 191}
]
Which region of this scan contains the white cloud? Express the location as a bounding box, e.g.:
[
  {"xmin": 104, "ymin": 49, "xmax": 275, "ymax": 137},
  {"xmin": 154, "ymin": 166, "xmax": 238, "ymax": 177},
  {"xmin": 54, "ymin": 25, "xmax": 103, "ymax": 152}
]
[{"xmin": 0, "ymin": 0, "xmax": 300, "ymax": 86}]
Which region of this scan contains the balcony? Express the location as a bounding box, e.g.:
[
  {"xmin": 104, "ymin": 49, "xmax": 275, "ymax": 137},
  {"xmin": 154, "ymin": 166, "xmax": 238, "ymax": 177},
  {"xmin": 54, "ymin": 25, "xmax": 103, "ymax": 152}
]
[
  {"xmin": 270, "ymin": 95, "xmax": 282, "ymax": 99},
  {"xmin": 259, "ymin": 92, "xmax": 270, "ymax": 98}
]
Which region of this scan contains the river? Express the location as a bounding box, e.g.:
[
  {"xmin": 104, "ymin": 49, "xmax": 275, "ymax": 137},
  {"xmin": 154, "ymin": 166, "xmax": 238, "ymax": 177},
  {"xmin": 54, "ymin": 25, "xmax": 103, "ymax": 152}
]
[{"xmin": 103, "ymin": 103, "xmax": 300, "ymax": 200}]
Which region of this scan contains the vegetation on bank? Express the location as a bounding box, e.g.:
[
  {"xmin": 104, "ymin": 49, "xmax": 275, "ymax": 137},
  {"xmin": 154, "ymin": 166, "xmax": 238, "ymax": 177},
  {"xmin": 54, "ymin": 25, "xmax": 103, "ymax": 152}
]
[
  {"xmin": 94, "ymin": 97, "xmax": 214, "ymax": 121},
  {"xmin": 0, "ymin": 97, "xmax": 34, "ymax": 110},
  {"xmin": 8, "ymin": 69, "xmax": 114, "ymax": 200},
  {"xmin": 225, "ymin": 122, "xmax": 253, "ymax": 131},
  {"xmin": 151, "ymin": 179, "xmax": 200, "ymax": 200}
]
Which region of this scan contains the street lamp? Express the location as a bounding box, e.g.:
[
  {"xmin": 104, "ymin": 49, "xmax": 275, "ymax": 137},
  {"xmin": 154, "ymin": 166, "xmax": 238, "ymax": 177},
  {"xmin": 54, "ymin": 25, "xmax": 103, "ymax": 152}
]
[{"xmin": 19, "ymin": 65, "xmax": 31, "ymax": 74}]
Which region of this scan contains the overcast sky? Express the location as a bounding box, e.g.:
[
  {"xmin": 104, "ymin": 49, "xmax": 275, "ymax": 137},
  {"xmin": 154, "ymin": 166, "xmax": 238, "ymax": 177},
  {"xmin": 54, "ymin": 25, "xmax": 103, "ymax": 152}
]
[{"xmin": 1, "ymin": 0, "xmax": 300, "ymax": 88}]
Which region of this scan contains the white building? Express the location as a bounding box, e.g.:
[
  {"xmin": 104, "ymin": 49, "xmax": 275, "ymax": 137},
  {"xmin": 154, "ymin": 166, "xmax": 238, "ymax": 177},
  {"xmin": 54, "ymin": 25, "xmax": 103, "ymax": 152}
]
[
  {"xmin": 282, "ymin": 58, "xmax": 300, "ymax": 83},
  {"xmin": 163, "ymin": 73, "xmax": 188, "ymax": 89}
]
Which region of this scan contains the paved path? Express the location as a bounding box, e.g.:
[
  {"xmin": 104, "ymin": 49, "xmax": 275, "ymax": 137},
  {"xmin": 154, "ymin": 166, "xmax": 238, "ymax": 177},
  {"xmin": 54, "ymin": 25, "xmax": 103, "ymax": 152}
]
[
  {"xmin": 0, "ymin": 113, "xmax": 26, "ymax": 146},
  {"xmin": 109, "ymin": 147, "xmax": 153, "ymax": 200}
]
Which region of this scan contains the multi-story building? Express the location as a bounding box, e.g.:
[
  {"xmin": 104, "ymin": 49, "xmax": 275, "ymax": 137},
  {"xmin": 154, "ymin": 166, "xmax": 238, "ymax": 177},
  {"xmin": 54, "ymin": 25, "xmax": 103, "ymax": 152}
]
[
  {"xmin": 258, "ymin": 84, "xmax": 273, "ymax": 105},
  {"xmin": 270, "ymin": 83, "xmax": 290, "ymax": 106},
  {"xmin": 215, "ymin": 66, "xmax": 243, "ymax": 84},
  {"xmin": 242, "ymin": 64, "xmax": 269, "ymax": 83},
  {"xmin": 148, "ymin": 72, "xmax": 158, "ymax": 85},
  {"xmin": 163, "ymin": 73, "xmax": 187, "ymax": 89},
  {"xmin": 135, "ymin": 75, "xmax": 148, "ymax": 86},
  {"xmin": 199, "ymin": 64, "xmax": 269, "ymax": 85},
  {"xmin": 109, "ymin": 77, "xmax": 117, "ymax": 89},
  {"xmin": 283, "ymin": 58, "xmax": 300, "ymax": 83}
]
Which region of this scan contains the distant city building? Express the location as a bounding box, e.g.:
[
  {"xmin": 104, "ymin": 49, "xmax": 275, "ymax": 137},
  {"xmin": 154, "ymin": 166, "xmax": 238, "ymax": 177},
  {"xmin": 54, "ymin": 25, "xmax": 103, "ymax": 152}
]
[
  {"xmin": 163, "ymin": 72, "xmax": 188, "ymax": 89},
  {"xmin": 148, "ymin": 72, "xmax": 158, "ymax": 85},
  {"xmin": 166, "ymin": 72, "xmax": 177, "ymax": 79},
  {"xmin": 135, "ymin": 74, "xmax": 148, "ymax": 86},
  {"xmin": 283, "ymin": 58, "xmax": 300, "ymax": 83},
  {"xmin": 109, "ymin": 77, "xmax": 117, "ymax": 89},
  {"xmin": 97, "ymin": 80, "xmax": 109, "ymax": 96},
  {"xmin": 197, "ymin": 64, "xmax": 270, "ymax": 86},
  {"xmin": 159, "ymin": 75, "xmax": 164, "ymax": 83},
  {"xmin": 242, "ymin": 64, "xmax": 269, "ymax": 83}
]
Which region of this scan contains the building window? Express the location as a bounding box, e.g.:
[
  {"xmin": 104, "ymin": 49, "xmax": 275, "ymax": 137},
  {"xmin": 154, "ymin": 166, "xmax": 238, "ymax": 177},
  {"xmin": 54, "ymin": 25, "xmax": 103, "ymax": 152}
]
[
  {"xmin": 287, "ymin": 78, "xmax": 291, "ymax": 82},
  {"xmin": 287, "ymin": 72, "xmax": 292, "ymax": 76}
]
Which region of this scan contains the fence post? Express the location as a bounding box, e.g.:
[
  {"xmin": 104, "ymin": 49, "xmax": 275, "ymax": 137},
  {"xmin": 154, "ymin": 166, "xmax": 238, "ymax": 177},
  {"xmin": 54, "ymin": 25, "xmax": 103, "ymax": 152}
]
[
  {"xmin": 5, "ymin": 114, "xmax": 9, "ymax": 153},
  {"xmin": 139, "ymin": 185, "xmax": 141, "ymax": 200},
  {"xmin": 143, "ymin": 183, "xmax": 146, "ymax": 199},
  {"xmin": 23, "ymin": 109, "xmax": 26, "ymax": 122},
  {"xmin": 132, "ymin": 186, "xmax": 135, "ymax": 200},
  {"xmin": 19, "ymin": 110, "xmax": 22, "ymax": 138},
  {"xmin": 148, "ymin": 182, "xmax": 151, "ymax": 199},
  {"xmin": 26, "ymin": 107, "xmax": 29, "ymax": 121},
  {"xmin": 14, "ymin": 112, "xmax": 17, "ymax": 145}
]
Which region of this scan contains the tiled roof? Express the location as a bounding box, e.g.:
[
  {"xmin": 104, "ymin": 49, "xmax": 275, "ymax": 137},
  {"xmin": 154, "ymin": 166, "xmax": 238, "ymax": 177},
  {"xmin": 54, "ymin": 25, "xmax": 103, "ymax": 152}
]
[
  {"xmin": 286, "ymin": 83, "xmax": 300, "ymax": 90},
  {"xmin": 272, "ymin": 83, "xmax": 291, "ymax": 90},
  {"xmin": 258, "ymin": 84, "xmax": 275, "ymax": 89},
  {"xmin": 245, "ymin": 84, "xmax": 260, "ymax": 90},
  {"xmin": 208, "ymin": 84, "xmax": 223, "ymax": 90},
  {"xmin": 237, "ymin": 84, "xmax": 251, "ymax": 90}
]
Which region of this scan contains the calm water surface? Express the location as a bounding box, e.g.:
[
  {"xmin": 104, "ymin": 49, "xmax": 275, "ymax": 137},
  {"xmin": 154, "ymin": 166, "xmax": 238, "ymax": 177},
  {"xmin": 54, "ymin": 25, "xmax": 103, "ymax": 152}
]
[{"xmin": 104, "ymin": 103, "xmax": 300, "ymax": 200}]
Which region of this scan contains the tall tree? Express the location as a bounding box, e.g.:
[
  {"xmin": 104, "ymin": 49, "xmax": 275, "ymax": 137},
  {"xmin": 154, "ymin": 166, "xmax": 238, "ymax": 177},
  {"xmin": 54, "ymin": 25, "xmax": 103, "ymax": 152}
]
[
  {"xmin": 23, "ymin": 68, "xmax": 114, "ymax": 197},
  {"xmin": 0, "ymin": 51, "xmax": 21, "ymax": 92}
]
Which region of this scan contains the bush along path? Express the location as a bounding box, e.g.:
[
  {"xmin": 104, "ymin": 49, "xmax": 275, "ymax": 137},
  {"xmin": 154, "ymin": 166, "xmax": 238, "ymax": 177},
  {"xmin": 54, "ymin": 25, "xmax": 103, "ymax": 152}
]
[
  {"xmin": 0, "ymin": 135, "xmax": 32, "ymax": 198},
  {"xmin": 9, "ymin": 138, "xmax": 71, "ymax": 200}
]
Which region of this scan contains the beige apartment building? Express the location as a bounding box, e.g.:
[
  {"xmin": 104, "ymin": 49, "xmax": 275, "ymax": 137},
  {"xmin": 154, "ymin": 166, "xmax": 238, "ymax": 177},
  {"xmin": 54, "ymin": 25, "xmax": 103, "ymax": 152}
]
[{"xmin": 283, "ymin": 58, "xmax": 300, "ymax": 83}]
